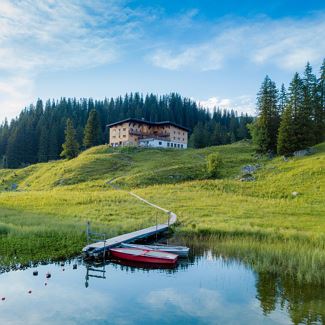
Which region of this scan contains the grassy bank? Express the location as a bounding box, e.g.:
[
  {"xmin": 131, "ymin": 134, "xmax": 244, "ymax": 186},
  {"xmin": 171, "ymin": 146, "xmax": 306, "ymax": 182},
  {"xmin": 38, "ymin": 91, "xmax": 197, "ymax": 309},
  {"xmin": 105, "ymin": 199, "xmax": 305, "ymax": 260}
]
[{"xmin": 0, "ymin": 141, "xmax": 324, "ymax": 283}]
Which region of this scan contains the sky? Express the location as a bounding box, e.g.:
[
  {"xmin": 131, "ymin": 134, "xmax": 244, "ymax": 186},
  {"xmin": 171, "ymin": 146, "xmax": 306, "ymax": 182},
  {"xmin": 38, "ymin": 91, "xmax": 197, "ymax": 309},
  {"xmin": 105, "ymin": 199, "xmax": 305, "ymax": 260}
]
[{"xmin": 0, "ymin": 0, "xmax": 324, "ymax": 122}]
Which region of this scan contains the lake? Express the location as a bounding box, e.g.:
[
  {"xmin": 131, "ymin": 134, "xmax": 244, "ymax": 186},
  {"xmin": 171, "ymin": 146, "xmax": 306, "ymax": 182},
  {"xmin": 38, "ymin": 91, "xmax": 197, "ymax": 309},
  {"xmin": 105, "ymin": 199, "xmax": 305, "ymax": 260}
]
[{"xmin": 0, "ymin": 244, "xmax": 324, "ymax": 325}]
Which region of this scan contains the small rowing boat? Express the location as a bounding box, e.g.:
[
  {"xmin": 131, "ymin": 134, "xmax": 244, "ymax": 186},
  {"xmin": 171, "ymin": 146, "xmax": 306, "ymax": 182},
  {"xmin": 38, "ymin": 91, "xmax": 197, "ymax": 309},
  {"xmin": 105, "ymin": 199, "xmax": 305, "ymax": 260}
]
[
  {"xmin": 120, "ymin": 243, "xmax": 189, "ymax": 257},
  {"xmin": 109, "ymin": 248, "xmax": 178, "ymax": 265}
]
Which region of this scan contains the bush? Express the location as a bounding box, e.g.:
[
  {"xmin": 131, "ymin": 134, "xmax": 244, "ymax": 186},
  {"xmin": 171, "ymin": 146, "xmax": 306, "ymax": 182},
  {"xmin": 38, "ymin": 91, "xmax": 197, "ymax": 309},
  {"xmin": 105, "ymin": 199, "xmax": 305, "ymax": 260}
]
[{"xmin": 206, "ymin": 153, "xmax": 223, "ymax": 178}]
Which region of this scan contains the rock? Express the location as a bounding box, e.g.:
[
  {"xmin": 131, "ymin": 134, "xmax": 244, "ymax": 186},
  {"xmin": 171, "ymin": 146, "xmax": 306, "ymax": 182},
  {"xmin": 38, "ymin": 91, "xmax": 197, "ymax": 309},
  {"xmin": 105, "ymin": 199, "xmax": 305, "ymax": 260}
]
[
  {"xmin": 11, "ymin": 183, "xmax": 18, "ymax": 191},
  {"xmin": 293, "ymin": 148, "xmax": 315, "ymax": 157},
  {"xmin": 242, "ymin": 165, "xmax": 257, "ymax": 174},
  {"xmin": 240, "ymin": 174, "xmax": 256, "ymax": 182},
  {"xmin": 292, "ymin": 191, "xmax": 299, "ymax": 197}
]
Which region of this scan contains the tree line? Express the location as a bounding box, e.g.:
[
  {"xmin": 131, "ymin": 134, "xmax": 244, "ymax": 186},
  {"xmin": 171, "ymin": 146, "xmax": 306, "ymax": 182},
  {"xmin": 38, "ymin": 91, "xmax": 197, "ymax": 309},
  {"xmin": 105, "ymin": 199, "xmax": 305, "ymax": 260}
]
[
  {"xmin": 0, "ymin": 93, "xmax": 253, "ymax": 168},
  {"xmin": 250, "ymin": 59, "xmax": 325, "ymax": 155}
]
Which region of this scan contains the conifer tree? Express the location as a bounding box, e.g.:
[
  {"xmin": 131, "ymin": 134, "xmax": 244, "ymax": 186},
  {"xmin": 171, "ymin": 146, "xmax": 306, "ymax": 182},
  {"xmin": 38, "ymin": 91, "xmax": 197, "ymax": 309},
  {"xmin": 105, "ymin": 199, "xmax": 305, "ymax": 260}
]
[
  {"xmin": 315, "ymin": 59, "xmax": 325, "ymax": 143},
  {"xmin": 60, "ymin": 119, "xmax": 79, "ymax": 159},
  {"xmin": 289, "ymin": 72, "xmax": 307, "ymax": 150},
  {"xmin": 83, "ymin": 109, "xmax": 101, "ymax": 149},
  {"xmin": 300, "ymin": 62, "xmax": 316, "ymax": 147},
  {"xmin": 277, "ymin": 105, "xmax": 296, "ymax": 155},
  {"xmin": 38, "ymin": 125, "xmax": 49, "ymax": 162},
  {"xmin": 251, "ymin": 76, "xmax": 279, "ymax": 153},
  {"xmin": 48, "ymin": 126, "xmax": 59, "ymax": 160},
  {"xmin": 278, "ymin": 83, "xmax": 287, "ymax": 114}
]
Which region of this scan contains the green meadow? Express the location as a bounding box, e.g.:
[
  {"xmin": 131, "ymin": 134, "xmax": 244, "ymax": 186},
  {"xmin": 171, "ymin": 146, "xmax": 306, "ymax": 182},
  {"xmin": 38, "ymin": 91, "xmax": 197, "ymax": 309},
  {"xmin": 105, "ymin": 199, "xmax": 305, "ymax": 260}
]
[{"xmin": 0, "ymin": 141, "xmax": 324, "ymax": 284}]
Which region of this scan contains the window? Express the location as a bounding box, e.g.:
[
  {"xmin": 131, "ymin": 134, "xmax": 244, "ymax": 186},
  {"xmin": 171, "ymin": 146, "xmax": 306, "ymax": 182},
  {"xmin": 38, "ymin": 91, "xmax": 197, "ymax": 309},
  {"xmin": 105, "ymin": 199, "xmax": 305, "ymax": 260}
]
[
  {"xmin": 181, "ymin": 144, "xmax": 183, "ymax": 148},
  {"xmin": 178, "ymin": 144, "xmax": 180, "ymax": 148},
  {"xmin": 123, "ymin": 135, "xmax": 126, "ymax": 138},
  {"xmin": 112, "ymin": 135, "xmax": 116, "ymax": 138},
  {"xmin": 123, "ymin": 128, "xmax": 126, "ymax": 131},
  {"xmin": 167, "ymin": 143, "xmax": 170, "ymax": 147},
  {"xmin": 159, "ymin": 141, "xmax": 162, "ymax": 145}
]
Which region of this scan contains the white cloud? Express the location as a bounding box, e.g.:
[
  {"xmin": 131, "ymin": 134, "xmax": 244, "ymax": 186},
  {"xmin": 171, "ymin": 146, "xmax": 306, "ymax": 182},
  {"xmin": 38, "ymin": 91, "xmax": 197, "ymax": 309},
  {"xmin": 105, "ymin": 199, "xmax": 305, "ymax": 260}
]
[
  {"xmin": 145, "ymin": 287, "xmax": 223, "ymax": 318},
  {"xmin": 150, "ymin": 45, "xmax": 224, "ymax": 71},
  {"xmin": 198, "ymin": 95, "xmax": 255, "ymax": 115},
  {"xmin": 0, "ymin": 76, "xmax": 35, "ymax": 121},
  {"xmin": 149, "ymin": 14, "xmax": 325, "ymax": 72},
  {"xmin": 0, "ymin": 0, "xmax": 147, "ymax": 122}
]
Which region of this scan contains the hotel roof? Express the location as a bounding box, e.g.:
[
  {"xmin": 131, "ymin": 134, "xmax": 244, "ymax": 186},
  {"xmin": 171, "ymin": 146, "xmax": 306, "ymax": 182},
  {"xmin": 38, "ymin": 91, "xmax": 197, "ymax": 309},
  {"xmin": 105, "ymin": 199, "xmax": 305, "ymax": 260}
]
[{"xmin": 107, "ymin": 118, "xmax": 190, "ymax": 132}]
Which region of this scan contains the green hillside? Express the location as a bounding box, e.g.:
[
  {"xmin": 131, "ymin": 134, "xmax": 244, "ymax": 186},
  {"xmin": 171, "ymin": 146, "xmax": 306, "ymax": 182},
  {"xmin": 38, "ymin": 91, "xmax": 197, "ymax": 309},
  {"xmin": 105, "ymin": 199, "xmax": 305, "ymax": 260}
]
[
  {"xmin": 0, "ymin": 141, "xmax": 255, "ymax": 190},
  {"xmin": 0, "ymin": 141, "xmax": 324, "ymax": 283}
]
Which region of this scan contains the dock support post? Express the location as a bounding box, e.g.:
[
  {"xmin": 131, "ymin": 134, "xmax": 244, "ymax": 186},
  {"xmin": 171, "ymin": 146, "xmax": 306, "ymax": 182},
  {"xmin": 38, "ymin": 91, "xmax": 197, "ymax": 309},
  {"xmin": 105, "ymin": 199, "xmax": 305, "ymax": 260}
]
[
  {"xmin": 103, "ymin": 238, "xmax": 106, "ymax": 260},
  {"xmin": 86, "ymin": 221, "xmax": 90, "ymax": 244}
]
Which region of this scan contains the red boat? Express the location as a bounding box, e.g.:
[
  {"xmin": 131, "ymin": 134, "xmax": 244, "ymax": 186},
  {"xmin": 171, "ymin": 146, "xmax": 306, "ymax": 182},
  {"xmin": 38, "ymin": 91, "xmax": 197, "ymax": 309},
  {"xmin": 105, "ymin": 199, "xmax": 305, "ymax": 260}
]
[{"xmin": 109, "ymin": 248, "xmax": 178, "ymax": 265}]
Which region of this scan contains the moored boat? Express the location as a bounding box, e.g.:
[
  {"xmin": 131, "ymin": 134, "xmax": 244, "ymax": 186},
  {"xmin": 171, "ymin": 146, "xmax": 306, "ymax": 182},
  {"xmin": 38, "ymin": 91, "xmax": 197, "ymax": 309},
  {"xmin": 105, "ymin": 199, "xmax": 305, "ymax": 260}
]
[
  {"xmin": 109, "ymin": 248, "xmax": 178, "ymax": 265},
  {"xmin": 120, "ymin": 243, "xmax": 190, "ymax": 257}
]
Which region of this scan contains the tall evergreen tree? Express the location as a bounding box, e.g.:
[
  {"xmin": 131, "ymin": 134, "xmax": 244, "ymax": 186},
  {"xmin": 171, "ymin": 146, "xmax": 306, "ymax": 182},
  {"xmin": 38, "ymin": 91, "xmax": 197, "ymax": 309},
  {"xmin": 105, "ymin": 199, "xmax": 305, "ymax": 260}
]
[
  {"xmin": 277, "ymin": 104, "xmax": 296, "ymax": 155},
  {"xmin": 315, "ymin": 59, "xmax": 325, "ymax": 143},
  {"xmin": 300, "ymin": 62, "xmax": 316, "ymax": 147},
  {"xmin": 289, "ymin": 72, "xmax": 307, "ymax": 151},
  {"xmin": 38, "ymin": 124, "xmax": 49, "ymax": 162},
  {"xmin": 278, "ymin": 83, "xmax": 287, "ymax": 114},
  {"xmin": 60, "ymin": 119, "xmax": 79, "ymax": 159},
  {"xmin": 83, "ymin": 109, "xmax": 101, "ymax": 149},
  {"xmin": 251, "ymin": 76, "xmax": 279, "ymax": 153}
]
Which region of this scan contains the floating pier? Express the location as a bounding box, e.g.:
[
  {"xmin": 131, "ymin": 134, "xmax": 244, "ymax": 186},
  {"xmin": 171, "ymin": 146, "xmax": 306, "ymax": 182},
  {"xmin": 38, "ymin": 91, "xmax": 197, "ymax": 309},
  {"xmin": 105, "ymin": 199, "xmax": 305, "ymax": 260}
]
[{"xmin": 82, "ymin": 190, "xmax": 177, "ymax": 258}]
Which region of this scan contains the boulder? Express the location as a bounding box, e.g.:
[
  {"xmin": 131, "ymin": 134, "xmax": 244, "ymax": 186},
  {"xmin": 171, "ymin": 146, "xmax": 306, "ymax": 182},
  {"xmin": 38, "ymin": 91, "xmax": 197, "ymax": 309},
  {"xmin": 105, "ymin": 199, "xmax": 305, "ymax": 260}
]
[
  {"xmin": 242, "ymin": 165, "xmax": 258, "ymax": 174},
  {"xmin": 293, "ymin": 148, "xmax": 315, "ymax": 157},
  {"xmin": 240, "ymin": 174, "xmax": 256, "ymax": 182}
]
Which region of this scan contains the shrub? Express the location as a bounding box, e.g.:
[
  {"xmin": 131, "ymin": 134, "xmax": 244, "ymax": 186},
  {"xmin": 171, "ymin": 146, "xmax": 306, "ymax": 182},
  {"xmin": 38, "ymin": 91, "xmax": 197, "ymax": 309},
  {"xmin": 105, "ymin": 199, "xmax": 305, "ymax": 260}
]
[{"xmin": 206, "ymin": 153, "xmax": 223, "ymax": 178}]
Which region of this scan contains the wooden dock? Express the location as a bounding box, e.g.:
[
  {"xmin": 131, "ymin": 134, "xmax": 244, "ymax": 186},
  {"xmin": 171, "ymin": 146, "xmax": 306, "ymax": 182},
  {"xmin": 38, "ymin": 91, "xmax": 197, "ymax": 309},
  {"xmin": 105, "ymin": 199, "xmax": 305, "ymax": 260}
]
[{"xmin": 82, "ymin": 189, "xmax": 177, "ymax": 257}]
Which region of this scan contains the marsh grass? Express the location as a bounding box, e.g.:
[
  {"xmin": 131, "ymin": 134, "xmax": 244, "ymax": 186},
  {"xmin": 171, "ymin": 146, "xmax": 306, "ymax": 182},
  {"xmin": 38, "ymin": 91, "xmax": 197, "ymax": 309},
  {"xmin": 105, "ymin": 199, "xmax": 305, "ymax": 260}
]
[{"xmin": 173, "ymin": 234, "xmax": 325, "ymax": 285}]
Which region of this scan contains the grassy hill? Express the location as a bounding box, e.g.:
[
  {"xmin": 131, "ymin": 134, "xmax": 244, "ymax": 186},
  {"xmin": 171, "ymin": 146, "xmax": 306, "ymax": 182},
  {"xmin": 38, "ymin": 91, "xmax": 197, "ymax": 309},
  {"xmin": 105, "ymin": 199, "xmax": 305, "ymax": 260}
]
[{"xmin": 0, "ymin": 141, "xmax": 324, "ymax": 283}]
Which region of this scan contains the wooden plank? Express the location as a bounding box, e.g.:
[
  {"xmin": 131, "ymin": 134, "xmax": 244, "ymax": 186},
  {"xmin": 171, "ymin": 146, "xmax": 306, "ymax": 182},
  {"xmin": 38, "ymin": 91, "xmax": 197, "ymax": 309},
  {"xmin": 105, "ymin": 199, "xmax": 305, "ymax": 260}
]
[{"xmin": 82, "ymin": 223, "xmax": 169, "ymax": 253}]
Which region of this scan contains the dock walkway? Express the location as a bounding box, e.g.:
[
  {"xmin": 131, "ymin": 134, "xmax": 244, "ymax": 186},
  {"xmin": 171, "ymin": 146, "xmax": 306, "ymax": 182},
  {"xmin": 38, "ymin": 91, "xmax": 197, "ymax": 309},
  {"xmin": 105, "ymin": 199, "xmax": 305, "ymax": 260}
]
[{"xmin": 82, "ymin": 188, "xmax": 177, "ymax": 256}]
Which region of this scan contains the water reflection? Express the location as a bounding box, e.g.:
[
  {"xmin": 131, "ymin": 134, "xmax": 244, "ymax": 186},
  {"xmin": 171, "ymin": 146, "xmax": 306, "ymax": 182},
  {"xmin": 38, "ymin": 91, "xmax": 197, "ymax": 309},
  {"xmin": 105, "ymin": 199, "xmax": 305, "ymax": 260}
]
[
  {"xmin": 0, "ymin": 248, "xmax": 324, "ymax": 325},
  {"xmin": 84, "ymin": 262, "xmax": 106, "ymax": 288},
  {"xmin": 256, "ymin": 271, "xmax": 325, "ymax": 325}
]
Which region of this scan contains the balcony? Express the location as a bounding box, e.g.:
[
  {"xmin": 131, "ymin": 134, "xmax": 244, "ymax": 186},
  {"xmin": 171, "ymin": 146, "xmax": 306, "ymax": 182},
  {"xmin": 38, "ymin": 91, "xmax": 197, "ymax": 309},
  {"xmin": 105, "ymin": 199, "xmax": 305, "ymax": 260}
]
[{"xmin": 129, "ymin": 130, "xmax": 170, "ymax": 138}]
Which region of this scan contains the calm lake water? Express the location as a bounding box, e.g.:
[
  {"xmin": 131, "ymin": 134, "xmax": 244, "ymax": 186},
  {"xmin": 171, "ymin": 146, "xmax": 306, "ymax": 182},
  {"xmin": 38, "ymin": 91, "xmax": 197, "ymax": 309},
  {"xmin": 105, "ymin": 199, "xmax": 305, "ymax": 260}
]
[{"xmin": 0, "ymin": 246, "xmax": 324, "ymax": 325}]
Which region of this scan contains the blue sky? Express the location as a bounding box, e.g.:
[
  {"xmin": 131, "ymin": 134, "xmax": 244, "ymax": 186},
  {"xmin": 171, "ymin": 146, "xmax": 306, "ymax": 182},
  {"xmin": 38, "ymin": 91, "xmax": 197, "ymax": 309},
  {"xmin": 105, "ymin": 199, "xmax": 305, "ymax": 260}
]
[{"xmin": 0, "ymin": 0, "xmax": 324, "ymax": 122}]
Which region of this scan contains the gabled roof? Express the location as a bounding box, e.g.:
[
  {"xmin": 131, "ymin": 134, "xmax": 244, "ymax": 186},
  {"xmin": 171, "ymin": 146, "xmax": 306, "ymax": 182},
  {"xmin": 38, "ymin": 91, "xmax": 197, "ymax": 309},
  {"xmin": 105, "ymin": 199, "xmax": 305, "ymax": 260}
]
[{"xmin": 107, "ymin": 118, "xmax": 190, "ymax": 132}]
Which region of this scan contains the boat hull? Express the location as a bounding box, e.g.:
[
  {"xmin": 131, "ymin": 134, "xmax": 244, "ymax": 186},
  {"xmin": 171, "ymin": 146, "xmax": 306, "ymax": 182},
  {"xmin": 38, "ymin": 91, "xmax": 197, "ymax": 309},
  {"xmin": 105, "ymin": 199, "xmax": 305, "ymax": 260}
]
[
  {"xmin": 110, "ymin": 248, "xmax": 177, "ymax": 265},
  {"xmin": 121, "ymin": 243, "xmax": 189, "ymax": 257}
]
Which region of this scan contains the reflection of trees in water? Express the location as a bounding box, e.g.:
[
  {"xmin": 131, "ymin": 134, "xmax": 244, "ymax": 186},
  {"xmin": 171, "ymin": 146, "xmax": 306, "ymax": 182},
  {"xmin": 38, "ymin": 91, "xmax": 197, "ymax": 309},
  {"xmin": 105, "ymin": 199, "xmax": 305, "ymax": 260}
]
[
  {"xmin": 172, "ymin": 237, "xmax": 325, "ymax": 325},
  {"xmin": 255, "ymin": 272, "xmax": 325, "ymax": 324},
  {"xmin": 255, "ymin": 272, "xmax": 278, "ymax": 315}
]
